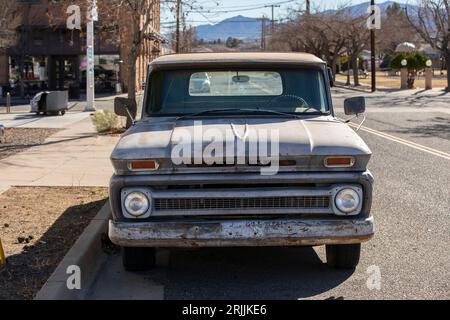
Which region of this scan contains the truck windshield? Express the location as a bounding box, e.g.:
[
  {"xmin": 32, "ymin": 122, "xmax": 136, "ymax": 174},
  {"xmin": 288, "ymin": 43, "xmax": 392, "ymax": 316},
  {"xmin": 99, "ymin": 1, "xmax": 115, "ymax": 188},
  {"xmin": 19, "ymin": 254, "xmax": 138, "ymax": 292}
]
[{"xmin": 147, "ymin": 68, "xmax": 329, "ymax": 116}]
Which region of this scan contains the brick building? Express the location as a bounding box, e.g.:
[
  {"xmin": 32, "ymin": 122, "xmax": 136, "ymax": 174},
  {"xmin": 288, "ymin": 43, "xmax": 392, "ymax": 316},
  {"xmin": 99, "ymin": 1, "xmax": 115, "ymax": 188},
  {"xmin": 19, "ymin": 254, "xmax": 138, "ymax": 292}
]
[
  {"xmin": 0, "ymin": 0, "xmax": 162, "ymax": 98},
  {"xmin": 119, "ymin": 0, "xmax": 162, "ymax": 93}
]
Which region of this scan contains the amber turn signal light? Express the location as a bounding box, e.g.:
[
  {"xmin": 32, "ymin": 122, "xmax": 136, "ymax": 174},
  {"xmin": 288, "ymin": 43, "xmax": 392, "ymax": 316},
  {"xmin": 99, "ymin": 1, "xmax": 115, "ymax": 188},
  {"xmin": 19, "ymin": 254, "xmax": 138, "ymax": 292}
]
[
  {"xmin": 129, "ymin": 160, "xmax": 160, "ymax": 171},
  {"xmin": 324, "ymin": 157, "xmax": 355, "ymax": 168}
]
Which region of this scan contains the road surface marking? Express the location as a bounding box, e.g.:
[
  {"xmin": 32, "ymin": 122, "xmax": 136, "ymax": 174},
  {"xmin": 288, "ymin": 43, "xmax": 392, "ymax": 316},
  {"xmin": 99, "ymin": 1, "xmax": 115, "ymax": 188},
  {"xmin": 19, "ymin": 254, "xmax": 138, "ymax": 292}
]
[{"xmin": 348, "ymin": 122, "xmax": 450, "ymax": 160}]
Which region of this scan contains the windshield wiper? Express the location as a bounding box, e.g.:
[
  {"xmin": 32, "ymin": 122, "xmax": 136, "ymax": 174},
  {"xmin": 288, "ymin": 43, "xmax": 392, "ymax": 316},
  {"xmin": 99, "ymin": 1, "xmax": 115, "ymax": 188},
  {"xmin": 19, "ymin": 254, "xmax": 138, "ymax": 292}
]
[
  {"xmin": 249, "ymin": 108, "xmax": 330, "ymax": 117},
  {"xmin": 176, "ymin": 108, "xmax": 327, "ymax": 120},
  {"xmin": 176, "ymin": 108, "xmax": 244, "ymax": 120}
]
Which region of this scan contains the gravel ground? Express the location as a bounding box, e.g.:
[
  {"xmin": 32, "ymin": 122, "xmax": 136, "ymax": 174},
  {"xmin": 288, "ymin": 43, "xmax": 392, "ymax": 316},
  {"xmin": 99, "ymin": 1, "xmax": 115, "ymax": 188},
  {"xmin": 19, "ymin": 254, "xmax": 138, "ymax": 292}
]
[
  {"xmin": 0, "ymin": 187, "xmax": 108, "ymax": 300},
  {"xmin": 0, "ymin": 128, "xmax": 60, "ymax": 160}
]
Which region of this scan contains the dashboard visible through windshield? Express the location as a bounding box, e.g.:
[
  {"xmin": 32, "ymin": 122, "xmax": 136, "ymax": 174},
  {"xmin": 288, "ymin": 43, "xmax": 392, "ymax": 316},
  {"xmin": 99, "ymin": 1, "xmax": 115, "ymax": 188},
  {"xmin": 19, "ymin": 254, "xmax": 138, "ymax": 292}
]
[{"xmin": 147, "ymin": 67, "xmax": 330, "ymax": 116}]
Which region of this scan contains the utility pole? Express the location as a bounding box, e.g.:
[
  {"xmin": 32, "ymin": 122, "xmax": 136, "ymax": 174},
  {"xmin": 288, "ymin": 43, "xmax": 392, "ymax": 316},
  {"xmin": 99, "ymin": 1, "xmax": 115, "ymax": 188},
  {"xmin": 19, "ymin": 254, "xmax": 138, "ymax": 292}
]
[
  {"xmin": 370, "ymin": 0, "xmax": 376, "ymax": 92},
  {"xmin": 259, "ymin": 17, "xmax": 267, "ymax": 51},
  {"xmin": 175, "ymin": 0, "xmax": 181, "ymax": 53},
  {"xmin": 265, "ymin": 4, "xmax": 280, "ymax": 34},
  {"xmin": 85, "ymin": 0, "xmax": 98, "ymax": 112},
  {"xmin": 346, "ymin": 46, "xmax": 351, "ymax": 86}
]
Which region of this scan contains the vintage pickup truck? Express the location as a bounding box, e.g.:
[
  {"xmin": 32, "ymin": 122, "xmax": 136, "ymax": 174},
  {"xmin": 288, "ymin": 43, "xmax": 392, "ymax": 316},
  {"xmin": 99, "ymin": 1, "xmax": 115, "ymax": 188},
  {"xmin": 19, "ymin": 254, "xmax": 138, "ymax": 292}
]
[{"xmin": 108, "ymin": 52, "xmax": 374, "ymax": 271}]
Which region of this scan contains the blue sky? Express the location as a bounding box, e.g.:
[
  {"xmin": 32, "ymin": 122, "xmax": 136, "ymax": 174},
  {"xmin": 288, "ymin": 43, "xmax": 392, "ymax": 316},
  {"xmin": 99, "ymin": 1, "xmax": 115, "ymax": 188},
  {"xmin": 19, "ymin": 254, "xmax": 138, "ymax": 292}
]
[{"xmin": 160, "ymin": 0, "xmax": 374, "ymax": 31}]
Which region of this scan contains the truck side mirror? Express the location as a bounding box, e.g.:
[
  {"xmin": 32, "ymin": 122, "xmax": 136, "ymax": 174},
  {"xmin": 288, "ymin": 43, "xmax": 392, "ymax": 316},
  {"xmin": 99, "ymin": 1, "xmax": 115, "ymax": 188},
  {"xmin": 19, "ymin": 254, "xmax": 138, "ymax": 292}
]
[
  {"xmin": 114, "ymin": 97, "xmax": 137, "ymax": 128},
  {"xmin": 327, "ymin": 67, "xmax": 335, "ymax": 87},
  {"xmin": 344, "ymin": 96, "xmax": 366, "ymax": 115}
]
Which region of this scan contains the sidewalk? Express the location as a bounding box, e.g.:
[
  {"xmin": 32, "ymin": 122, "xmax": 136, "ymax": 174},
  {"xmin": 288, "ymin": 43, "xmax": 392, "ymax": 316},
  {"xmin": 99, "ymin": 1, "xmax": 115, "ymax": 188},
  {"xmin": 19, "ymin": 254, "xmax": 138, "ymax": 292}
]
[
  {"xmin": 0, "ymin": 110, "xmax": 92, "ymax": 129},
  {"xmin": 0, "ymin": 92, "xmax": 128, "ymax": 106},
  {"xmin": 335, "ymin": 80, "xmax": 449, "ymax": 95},
  {"xmin": 0, "ymin": 117, "xmax": 119, "ymax": 190},
  {"xmin": 334, "ymin": 80, "xmax": 391, "ymax": 93}
]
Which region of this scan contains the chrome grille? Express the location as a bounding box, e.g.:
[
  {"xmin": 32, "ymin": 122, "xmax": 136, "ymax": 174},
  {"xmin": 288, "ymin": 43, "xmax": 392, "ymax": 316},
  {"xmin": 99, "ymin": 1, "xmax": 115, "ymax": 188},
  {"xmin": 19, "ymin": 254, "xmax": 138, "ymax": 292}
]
[{"xmin": 154, "ymin": 196, "xmax": 330, "ymax": 211}]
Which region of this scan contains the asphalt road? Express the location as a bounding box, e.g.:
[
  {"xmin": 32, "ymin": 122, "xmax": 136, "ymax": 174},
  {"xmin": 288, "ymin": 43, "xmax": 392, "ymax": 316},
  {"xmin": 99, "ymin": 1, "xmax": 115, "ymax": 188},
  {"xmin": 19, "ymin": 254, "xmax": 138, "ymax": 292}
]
[{"xmin": 84, "ymin": 86, "xmax": 450, "ymax": 300}]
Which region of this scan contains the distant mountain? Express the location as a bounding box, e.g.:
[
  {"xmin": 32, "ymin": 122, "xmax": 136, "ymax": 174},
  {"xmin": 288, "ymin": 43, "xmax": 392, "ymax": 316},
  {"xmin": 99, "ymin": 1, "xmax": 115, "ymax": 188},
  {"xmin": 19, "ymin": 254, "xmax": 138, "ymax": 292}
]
[
  {"xmin": 194, "ymin": 15, "xmax": 262, "ymax": 41},
  {"xmin": 325, "ymin": 1, "xmax": 417, "ymax": 16},
  {"xmin": 194, "ymin": 2, "xmax": 418, "ymax": 41}
]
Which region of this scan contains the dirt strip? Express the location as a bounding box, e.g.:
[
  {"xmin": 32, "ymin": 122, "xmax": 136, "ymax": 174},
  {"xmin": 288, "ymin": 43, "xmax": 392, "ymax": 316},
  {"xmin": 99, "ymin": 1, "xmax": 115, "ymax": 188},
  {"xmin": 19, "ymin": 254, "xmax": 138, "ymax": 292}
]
[{"xmin": 0, "ymin": 187, "xmax": 108, "ymax": 299}]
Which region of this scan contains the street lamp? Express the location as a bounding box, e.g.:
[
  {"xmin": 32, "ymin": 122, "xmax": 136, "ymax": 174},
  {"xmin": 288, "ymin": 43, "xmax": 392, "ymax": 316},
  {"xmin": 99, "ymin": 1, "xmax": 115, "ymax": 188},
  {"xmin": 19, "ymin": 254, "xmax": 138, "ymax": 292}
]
[
  {"xmin": 114, "ymin": 59, "xmax": 123, "ymax": 94},
  {"xmin": 400, "ymin": 59, "xmax": 408, "ymax": 89},
  {"xmin": 369, "ymin": 0, "xmax": 377, "ymax": 92},
  {"xmin": 425, "ymin": 60, "xmax": 433, "ymax": 90},
  {"xmin": 85, "ymin": 0, "xmax": 98, "ymax": 112}
]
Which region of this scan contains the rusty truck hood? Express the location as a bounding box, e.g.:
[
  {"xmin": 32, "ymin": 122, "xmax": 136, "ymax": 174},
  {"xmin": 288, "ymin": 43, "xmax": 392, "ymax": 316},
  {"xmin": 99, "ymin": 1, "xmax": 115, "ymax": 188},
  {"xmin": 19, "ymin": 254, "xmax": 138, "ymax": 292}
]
[{"xmin": 111, "ymin": 116, "xmax": 372, "ymax": 173}]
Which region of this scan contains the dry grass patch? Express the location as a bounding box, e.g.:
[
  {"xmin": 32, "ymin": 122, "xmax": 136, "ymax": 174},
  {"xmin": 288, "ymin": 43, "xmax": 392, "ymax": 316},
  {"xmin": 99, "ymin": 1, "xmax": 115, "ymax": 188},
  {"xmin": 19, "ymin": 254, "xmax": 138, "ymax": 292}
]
[
  {"xmin": 0, "ymin": 187, "xmax": 108, "ymax": 300},
  {"xmin": 335, "ymin": 71, "xmax": 448, "ymax": 89},
  {"xmin": 0, "ymin": 128, "xmax": 60, "ymax": 160}
]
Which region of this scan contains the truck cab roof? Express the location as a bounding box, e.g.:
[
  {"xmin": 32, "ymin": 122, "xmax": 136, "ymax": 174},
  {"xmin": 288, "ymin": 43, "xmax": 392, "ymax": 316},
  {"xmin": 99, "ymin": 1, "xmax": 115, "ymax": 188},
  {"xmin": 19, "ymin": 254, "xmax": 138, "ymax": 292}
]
[{"xmin": 150, "ymin": 52, "xmax": 326, "ymax": 68}]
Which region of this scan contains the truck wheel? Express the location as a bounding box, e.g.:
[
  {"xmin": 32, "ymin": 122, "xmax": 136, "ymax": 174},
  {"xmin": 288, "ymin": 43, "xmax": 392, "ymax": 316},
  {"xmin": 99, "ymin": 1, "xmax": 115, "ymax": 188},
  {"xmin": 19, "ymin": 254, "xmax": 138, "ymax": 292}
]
[
  {"xmin": 122, "ymin": 247, "xmax": 155, "ymax": 272},
  {"xmin": 326, "ymin": 244, "xmax": 361, "ymax": 269}
]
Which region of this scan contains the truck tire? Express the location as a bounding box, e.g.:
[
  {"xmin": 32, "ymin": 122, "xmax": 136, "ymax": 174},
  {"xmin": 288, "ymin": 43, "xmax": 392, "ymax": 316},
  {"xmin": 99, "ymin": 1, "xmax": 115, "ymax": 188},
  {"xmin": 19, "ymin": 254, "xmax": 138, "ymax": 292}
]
[
  {"xmin": 122, "ymin": 247, "xmax": 155, "ymax": 271},
  {"xmin": 326, "ymin": 244, "xmax": 361, "ymax": 269}
]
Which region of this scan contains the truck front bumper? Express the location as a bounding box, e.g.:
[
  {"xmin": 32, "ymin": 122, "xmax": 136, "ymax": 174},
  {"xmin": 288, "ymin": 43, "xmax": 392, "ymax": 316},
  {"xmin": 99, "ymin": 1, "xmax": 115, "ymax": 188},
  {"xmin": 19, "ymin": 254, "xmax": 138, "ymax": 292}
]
[{"xmin": 109, "ymin": 216, "xmax": 374, "ymax": 247}]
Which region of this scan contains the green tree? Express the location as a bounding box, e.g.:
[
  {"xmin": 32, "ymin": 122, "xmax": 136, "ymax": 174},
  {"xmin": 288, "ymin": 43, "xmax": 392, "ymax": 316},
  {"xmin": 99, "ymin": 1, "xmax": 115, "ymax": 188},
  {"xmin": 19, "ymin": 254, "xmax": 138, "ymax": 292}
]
[{"xmin": 390, "ymin": 51, "xmax": 430, "ymax": 88}]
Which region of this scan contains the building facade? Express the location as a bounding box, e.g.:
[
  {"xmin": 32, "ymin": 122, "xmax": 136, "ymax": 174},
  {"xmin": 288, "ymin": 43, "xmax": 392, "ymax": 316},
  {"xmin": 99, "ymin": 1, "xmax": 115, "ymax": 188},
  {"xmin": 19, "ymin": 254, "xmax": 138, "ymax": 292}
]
[
  {"xmin": 1, "ymin": 0, "xmax": 162, "ymax": 99},
  {"xmin": 120, "ymin": 0, "xmax": 162, "ymax": 93}
]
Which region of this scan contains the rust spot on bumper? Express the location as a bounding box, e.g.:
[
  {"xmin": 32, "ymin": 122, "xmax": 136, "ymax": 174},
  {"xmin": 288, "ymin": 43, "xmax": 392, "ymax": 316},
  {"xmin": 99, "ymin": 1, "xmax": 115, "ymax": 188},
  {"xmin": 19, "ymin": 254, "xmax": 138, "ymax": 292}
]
[{"xmin": 109, "ymin": 217, "xmax": 374, "ymax": 247}]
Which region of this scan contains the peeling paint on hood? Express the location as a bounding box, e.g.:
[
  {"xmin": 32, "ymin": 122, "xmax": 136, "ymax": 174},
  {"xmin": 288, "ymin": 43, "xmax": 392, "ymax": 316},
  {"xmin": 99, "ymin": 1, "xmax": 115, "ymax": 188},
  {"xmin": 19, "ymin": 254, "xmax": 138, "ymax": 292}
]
[{"xmin": 112, "ymin": 116, "xmax": 371, "ymax": 159}]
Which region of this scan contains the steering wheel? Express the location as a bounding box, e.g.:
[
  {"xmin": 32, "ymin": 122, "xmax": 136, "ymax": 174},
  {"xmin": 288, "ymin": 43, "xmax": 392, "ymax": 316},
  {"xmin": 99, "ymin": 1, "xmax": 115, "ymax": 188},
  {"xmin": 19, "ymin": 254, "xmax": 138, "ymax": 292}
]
[{"xmin": 267, "ymin": 94, "xmax": 310, "ymax": 109}]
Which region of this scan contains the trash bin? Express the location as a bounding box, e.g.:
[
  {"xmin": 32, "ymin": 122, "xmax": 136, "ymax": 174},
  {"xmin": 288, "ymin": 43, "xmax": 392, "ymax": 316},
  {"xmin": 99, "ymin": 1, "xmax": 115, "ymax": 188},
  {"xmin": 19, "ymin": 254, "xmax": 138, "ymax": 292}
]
[
  {"xmin": 30, "ymin": 91, "xmax": 68, "ymax": 116},
  {"xmin": 30, "ymin": 91, "xmax": 48, "ymax": 115}
]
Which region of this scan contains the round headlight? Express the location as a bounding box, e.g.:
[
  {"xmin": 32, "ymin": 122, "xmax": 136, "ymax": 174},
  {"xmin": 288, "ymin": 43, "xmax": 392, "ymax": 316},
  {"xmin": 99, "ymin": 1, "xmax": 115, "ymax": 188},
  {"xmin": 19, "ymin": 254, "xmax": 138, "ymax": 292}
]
[
  {"xmin": 335, "ymin": 188, "xmax": 360, "ymax": 214},
  {"xmin": 124, "ymin": 192, "xmax": 150, "ymax": 216}
]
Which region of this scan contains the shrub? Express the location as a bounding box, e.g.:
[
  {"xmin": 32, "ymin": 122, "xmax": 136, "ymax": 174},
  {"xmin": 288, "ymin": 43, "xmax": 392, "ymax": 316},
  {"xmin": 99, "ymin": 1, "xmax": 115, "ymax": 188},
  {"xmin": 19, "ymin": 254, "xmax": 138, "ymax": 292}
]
[
  {"xmin": 91, "ymin": 110, "xmax": 121, "ymax": 133},
  {"xmin": 390, "ymin": 51, "xmax": 430, "ymax": 88},
  {"xmin": 390, "ymin": 51, "xmax": 429, "ymax": 71}
]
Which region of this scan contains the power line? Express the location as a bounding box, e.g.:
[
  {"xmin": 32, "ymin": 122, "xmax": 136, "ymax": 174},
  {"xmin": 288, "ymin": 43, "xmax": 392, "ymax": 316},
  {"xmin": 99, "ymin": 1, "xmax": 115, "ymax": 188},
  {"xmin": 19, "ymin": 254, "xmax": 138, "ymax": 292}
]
[
  {"xmin": 196, "ymin": 1, "xmax": 293, "ymax": 10},
  {"xmin": 161, "ymin": 19, "xmax": 266, "ymax": 25},
  {"xmin": 265, "ymin": 4, "xmax": 281, "ymax": 34},
  {"xmin": 185, "ymin": 0, "xmax": 296, "ymax": 14},
  {"xmin": 162, "ymin": 0, "xmax": 298, "ymax": 34}
]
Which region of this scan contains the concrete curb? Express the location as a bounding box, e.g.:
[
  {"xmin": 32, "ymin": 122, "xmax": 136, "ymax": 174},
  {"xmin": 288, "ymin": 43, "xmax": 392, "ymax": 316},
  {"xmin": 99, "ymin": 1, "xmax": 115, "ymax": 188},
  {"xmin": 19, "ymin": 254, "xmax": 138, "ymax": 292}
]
[
  {"xmin": 334, "ymin": 82, "xmax": 373, "ymax": 93},
  {"xmin": 34, "ymin": 202, "xmax": 111, "ymax": 300},
  {"xmin": 0, "ymin": 186, "xmax": 10, "ymax": 195},
  {"xmin": 334, "ymin": 81, "xmax": 400, "ymax": 93}
]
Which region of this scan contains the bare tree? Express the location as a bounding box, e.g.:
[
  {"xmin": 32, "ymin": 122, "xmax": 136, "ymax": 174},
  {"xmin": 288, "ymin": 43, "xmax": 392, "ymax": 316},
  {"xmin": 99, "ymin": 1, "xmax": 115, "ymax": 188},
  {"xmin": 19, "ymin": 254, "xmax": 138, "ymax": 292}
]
[
  {"xmin": 181, "ymin": 26, "xmax": 198, "ymax": 52},
  {"xmin": 0, "ymin": 1, "xmax": 20, "ymax": 54},
  {"xmin": 56, "ymin": 0, "xmax": 162, "ymax": 104},
  {"xmin": 406, "ymin": 0, "xmax": 450, "ymax": 91},
  {"xmin": 170, "ymin": 16, "xmax": 197, "ymax": 53},
  {"xmin": 319, "ymin": 12, "xmax": 349, "ymax": 76},
  {"xmin": 269, "ymin": 10, "xmax": 352, "ymax": 77},
  {"xmin": 343, "ymin": 14, "xmax": 369, "ymax": 86},
  {"xmin": 379, "ymin": 2, "xmax": 418, "ymax": 55},
  {"xmin": 103, "ymin": 0, "xmax": 161, "ymax": 103}
]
